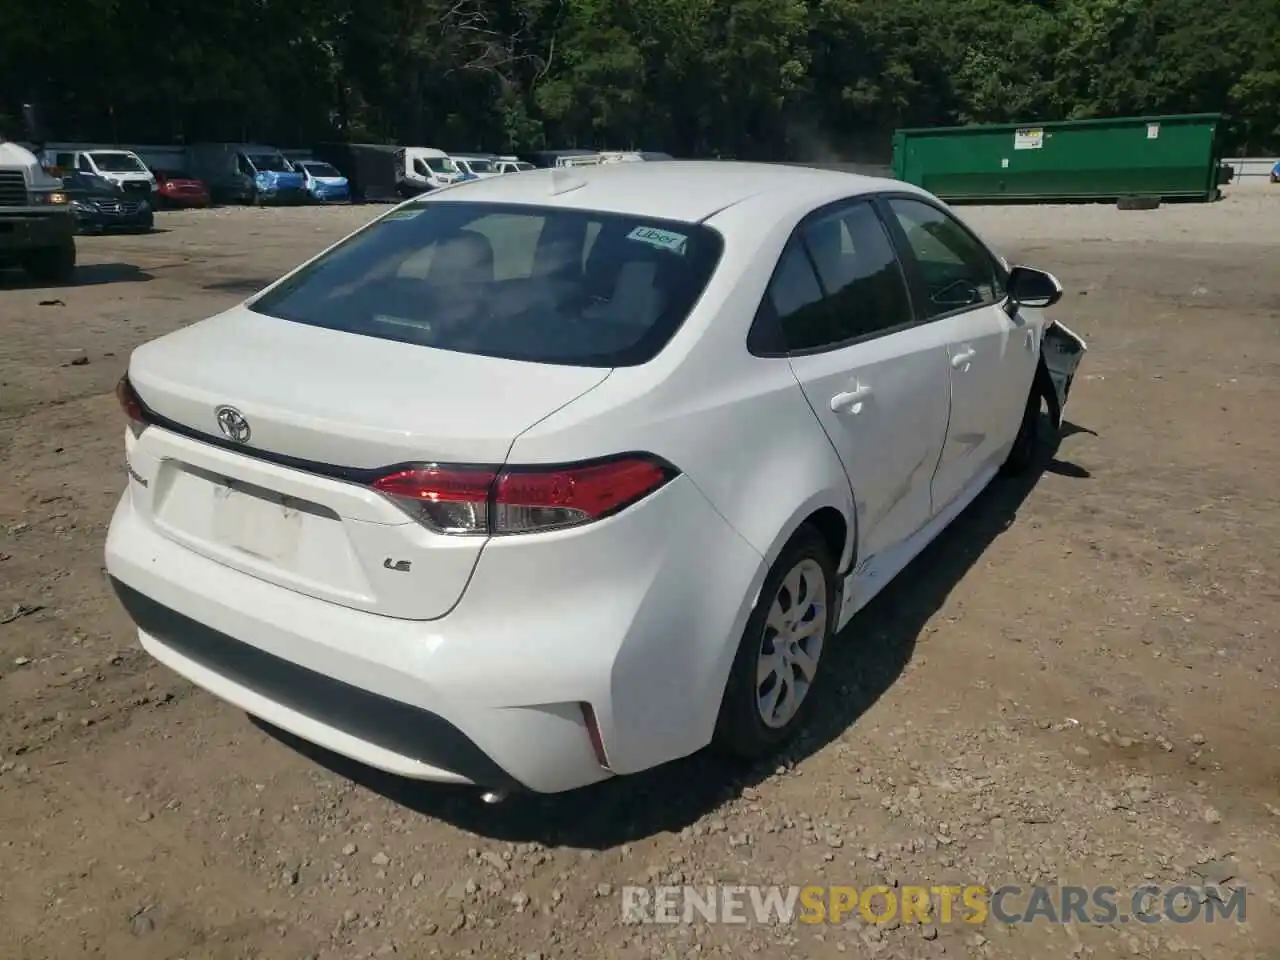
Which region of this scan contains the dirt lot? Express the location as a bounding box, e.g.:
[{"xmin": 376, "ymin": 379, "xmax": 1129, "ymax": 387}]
[{"xmin": 1, "ymin": 184, "xmax": 1278, "ymax": 960}]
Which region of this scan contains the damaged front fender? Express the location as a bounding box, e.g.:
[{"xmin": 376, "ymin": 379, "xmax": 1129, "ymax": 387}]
[{"xmin": 1039, "ymin": 321, "xmax": 1087, "ymax": 428}]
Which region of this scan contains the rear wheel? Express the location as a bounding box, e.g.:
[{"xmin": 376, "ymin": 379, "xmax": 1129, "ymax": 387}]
[
  {"xmin": 22, "ymin": 239, "xmax": 76, "ymax": 284},
  {"xmin": 714, "ymin": 526, "xmax": 835, "ymax": 759}
]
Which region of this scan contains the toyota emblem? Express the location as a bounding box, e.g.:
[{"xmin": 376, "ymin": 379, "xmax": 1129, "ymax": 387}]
[{"xmin": 215, "ymin": 406, "xmax": 251, "ymax": 444}]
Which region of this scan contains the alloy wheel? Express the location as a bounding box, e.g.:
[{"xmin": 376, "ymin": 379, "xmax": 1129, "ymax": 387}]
[{"xmin": 756, "ymin": 558, "xmax": 826, "ymax": 728}]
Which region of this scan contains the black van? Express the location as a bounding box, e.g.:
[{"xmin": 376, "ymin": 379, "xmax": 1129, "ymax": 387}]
[{"xmin": 312, "ymin": 143, "xmax": 401, "ymax": 203}]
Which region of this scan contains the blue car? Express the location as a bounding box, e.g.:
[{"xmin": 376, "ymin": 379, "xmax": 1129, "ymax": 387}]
[
  {"xmin": 296, "ymin": 161, "xmax": 351, "ymax": 202},
  {"xmin": 1272, "ymin": 160, "xmax": 1279, "ymax": 183}
]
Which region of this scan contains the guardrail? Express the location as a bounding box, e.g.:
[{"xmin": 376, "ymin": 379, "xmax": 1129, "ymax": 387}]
[{"xmin": 1223, "ymin": 157, "xmax": 1277, "ymax": 180}]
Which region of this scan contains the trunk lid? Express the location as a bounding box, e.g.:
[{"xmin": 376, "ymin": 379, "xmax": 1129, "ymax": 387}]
[{"xmin": 126, "ymin": 307, "xmax": 610, "ymax": 619}]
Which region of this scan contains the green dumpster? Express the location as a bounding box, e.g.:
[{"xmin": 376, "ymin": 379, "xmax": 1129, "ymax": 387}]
[{"xmin": 891, "ymin": 113, "xmax": 1224, "ymax": 202}]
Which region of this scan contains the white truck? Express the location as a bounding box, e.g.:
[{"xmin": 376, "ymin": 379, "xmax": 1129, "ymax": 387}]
[
  {"xmin": 494, "ymin": 155, "xmax": 535, "ymax": 174},
  {"xmin": 396, "ymin": 147, "xmax": 466, "ymax": 196},
  {"xmin": 43, "ymin": 147, "xmax": 157, "ymax": 198},
  {"xmin": 0, "ymin": 136, "xmax": 77, "ymax": 283}
]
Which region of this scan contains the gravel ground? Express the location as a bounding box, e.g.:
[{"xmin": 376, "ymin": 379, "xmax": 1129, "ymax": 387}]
[{"xmin": 1, "ymin": 182, "xmax": 1278, "ymax": 960}]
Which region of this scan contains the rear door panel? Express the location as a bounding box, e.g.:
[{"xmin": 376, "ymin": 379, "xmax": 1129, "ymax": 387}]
[
  {"xmin": 769, "ymin": 199, "xmax": 952, "ymax": 565},
  {"xmin": 789, "ymin": 333, "xmax": 952, "ymax": 562}
]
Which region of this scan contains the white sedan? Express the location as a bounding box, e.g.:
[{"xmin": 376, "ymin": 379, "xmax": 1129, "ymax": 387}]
[{"xmin": 105, "ymin": 161, "xmax": 1085, "ymax": 796}]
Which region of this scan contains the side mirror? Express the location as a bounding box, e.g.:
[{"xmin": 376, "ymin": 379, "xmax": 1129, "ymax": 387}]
[{"xmin": 1005, "ymin": 265, "xmax": 1063, "ymax": 312}]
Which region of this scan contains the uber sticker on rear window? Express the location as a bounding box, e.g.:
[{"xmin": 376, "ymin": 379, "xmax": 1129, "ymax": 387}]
[{"xmin": 627, "ymin": 226, "xmax": 688, "ymax": 254}]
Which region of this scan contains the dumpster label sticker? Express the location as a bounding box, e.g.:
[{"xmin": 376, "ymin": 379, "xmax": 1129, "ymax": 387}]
[
  {"xmin": 1147, "ymin": 123, "xmax": 1160, "ymax": 140},
  {"xmin": 1014, "ymin": 127, "xmax": 1044, "ymax": 150},
  {"xmin": 1001, "ymin": 158, "xmax": 1010, "ymax": 169}
]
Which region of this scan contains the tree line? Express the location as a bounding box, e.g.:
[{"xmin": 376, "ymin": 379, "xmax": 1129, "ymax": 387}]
[{"xmin": 2, "ymin": 0, "xmax": 1277, "ymax": 159}]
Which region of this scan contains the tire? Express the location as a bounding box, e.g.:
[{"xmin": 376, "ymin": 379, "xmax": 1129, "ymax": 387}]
[
  {"xmin": 1117, "ymin": 195, "xmax": 1160, "ymax": 211},
  {"xmin": 21, "ymin": 239, "xmax": 76, "ymax": 284},
  {"xmin": 1001, "ymin": 378, "xmax": 1046, "ymax": 476},
  {"xmin": 714, "ymin": 525, "xmax": 836, "ymax": 760}
]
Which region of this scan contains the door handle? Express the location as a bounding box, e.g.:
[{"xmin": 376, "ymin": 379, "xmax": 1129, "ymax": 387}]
[
  {"xmin": 951, "ymin": 347, "xmax": 976, "ymax": 369},
  {"xmin": 830, "ymin": 384, "xmax": 872, "ymax": 411}
]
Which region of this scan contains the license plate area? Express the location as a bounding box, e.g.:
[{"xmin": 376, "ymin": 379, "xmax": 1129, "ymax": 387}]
[
  {"xmin": 140, "ymin": 444, "xmax": 474, "ymax": 618},
  {"xmin": 212, "ymin": 481, "xmax": 304, "ymax": 563}
]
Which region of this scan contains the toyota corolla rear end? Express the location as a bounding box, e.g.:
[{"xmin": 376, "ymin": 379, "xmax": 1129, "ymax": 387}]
[{"xmin": 104, "ymin": 193, "xmax": 760, "ymax": 793}]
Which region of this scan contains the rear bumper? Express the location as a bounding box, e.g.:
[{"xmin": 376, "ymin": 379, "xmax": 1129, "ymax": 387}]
[
  {"xmin": 0, "ymin": 210, "xmax": 75, "ymax": 252},
  {"xmin": 109, "ymin": 577, "xmax": 523, "ymax": 791},
  {"xmin": 161, "ymin": 193, "xmax": 210, "ymax": 208},
  {"xmin": 104, "ymin": 464, "xmax": 765, "ymax": 793}
]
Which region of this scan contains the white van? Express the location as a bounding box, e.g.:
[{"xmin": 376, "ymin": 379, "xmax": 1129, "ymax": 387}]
[
  {"xmin": 495, "ymin": 156, "xmax": 535, "ymax": 174},
  {"xmin": 450, "ymin": 154, "xmax": 501, "ymax": 179},
  {"xmin": 45, "ymin": 148, "xmax": 157, "ymax": 196},
  {"xmin": 397, "ymin": 147, "xmax": 465, "ymax": 195},
  {"xmin": 598, "ymin": 151, "xmax": 646, "ymax": 163}
]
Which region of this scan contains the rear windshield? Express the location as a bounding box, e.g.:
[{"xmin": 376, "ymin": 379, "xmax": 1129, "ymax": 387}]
[{"xmin": 249, "ymin": 201, "xmax": 724, "ymax": 367}]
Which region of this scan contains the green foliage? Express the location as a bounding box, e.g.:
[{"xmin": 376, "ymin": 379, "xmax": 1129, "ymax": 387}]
[{"xmin": 0, "ymin": 0, "xmax": 1275, "ymax": 153}]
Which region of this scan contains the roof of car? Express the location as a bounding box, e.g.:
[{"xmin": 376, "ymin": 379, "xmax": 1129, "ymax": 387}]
[{"xmin": 421, "ymin": 160, "xmax": 908, "ymax": 223}]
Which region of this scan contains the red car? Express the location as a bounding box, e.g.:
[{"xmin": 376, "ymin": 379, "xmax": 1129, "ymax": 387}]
[{"xmin": 152, "ymin": 169, "xmax": 211, "ymax": 208}]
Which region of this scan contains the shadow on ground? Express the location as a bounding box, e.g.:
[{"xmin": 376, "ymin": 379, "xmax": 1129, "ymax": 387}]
[
  {"xmin": 0, "ymin": 262, "xmax": 154, "ymax": 288},
  {"xmin": 255, "ymin": 419, "xmax": 1092, "ymax": 848},
  {"xmin": 77, "ymin": 228, "xmax": 173, "ymax": 237},
  {"xmin": 202, "ymin": 277, "xmax": 274, "ymax": 295}
]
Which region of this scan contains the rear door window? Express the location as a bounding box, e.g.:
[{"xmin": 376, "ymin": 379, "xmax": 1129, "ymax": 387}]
[
  {"xmin": 250, "ymin": 201, "xmax": 724, "ymax": 367},
  {"xmin": 761, "ymin": 200, "xmax": 915, "ymax": 352}
]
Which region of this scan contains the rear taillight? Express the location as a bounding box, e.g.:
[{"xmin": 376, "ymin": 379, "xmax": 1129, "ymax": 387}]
[
  {"xmin": 115, "ymin": 374, "xmax": 149, "ymax": 437},
  {"xmin": 370, "ymin": 455, "xmax": 677, "ymax": 536},
  {"xmin": 372, "ymin": 466, "xmax": 498, "ymax": 535}
]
